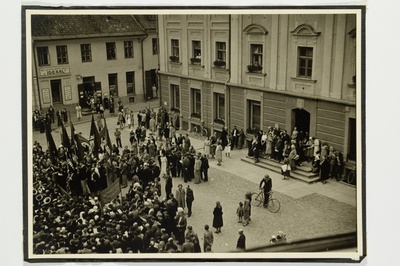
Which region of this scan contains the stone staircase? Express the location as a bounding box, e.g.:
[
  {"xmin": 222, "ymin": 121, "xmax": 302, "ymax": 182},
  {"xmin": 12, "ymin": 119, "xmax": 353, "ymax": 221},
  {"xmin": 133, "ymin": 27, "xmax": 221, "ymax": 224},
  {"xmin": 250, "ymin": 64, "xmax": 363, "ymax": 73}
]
[{"xmin": 241, "ymin": 156, "xmax": 321, "ymax": 184}]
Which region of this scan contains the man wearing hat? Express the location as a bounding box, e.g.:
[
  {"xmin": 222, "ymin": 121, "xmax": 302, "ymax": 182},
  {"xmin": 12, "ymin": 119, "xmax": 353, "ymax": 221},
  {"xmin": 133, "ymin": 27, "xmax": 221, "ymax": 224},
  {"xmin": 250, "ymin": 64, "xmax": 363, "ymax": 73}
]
[{"xmin": 236, "ymin": 229, "xmax": 246, "ymax": 251}]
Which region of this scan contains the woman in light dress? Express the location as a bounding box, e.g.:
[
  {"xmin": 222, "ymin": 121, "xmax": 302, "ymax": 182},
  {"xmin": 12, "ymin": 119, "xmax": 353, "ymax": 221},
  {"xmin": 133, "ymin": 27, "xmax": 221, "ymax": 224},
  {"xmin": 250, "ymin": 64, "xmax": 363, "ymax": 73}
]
[{"xmin": 204, "ymin": 136, "xmax": 211, "ymax": 158}]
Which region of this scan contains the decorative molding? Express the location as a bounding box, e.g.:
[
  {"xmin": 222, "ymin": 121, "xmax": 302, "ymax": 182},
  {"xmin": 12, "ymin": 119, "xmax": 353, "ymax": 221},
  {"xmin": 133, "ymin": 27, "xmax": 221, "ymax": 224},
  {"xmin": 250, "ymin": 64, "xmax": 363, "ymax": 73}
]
[
  {"xmin": 291, "ymin": 24, "xmax": 321, "ymax": 37},
  {"xmin": 243, "ymin": 24, "xmax": 268, "ymax": 35}
]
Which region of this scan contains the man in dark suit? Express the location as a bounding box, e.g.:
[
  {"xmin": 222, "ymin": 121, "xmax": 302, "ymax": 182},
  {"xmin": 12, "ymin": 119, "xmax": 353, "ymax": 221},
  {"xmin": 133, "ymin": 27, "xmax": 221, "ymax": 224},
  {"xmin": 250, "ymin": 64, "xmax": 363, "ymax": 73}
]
[
  {"xmin": 231, "ymin": 126, "xmax": 239, "ymax": 150},
  {"xmin": 201, "ymin": 154, "xmax": 209, "ymax": 182}
]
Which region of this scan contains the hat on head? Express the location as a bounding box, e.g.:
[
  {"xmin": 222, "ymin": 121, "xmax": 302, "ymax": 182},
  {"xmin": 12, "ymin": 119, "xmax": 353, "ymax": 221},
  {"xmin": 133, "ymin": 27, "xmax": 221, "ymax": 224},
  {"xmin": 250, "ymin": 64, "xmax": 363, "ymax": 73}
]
[{"xmin": 177, "ymin": 207, "xmax": 184, "ymax": 213}]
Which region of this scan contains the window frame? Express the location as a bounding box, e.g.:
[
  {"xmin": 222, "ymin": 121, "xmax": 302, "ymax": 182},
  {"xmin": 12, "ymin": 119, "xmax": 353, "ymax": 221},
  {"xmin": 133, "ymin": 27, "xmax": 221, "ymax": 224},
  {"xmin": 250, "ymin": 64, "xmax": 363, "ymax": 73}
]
[
  {"xmin": 171, "ymin": 84, "xmax": 180, "ymax": 110},
  {"xmin": 108, "ymin": 73, "xmax": 118, "ymax": 96},
  {"xmin": 124, "ymin": 41, "xmax": 134, "ymax": 59},
  {"xmin": 192, "ymin": 40, "xmax": 202, "ymax": 59},
  {"xmin": 248, "ymin": 100, "xmax": 261, "ymax": 131},
  {"xmin": 191, "ymin": 88, "xmax": 202, "ymax": 116},
  {"xmin": 37, "ymin": 46, "xmax": 50, "ymax": 66},
  {"xmin": 171, "ymin": 39, "xmax": 180, "ymax": 61},
  {"xmin": 152, "ymin": 38, "xmax": 158, "ymax": 55},
  {"xmin": 250, "ymin": 44, "xmax": 263, "ymax": 66},
  {"xmin": 216, "ymin": 42, "xmax": 226, "ymax": 62},
  {"xmin": 297, "ymin": 46, "xmax": 313, "ymax": 79},
  {"xmin": 106, "ymin": 42, "xmax": 117, "ymax": 60},
  {"xmin": 126, "ymin": 71, "xmax": 135, "ymax": 95},
  {"xmin": 56, "ymin": 45, "xmax": 68, "ymax": 64},
  {"xmin": 214, "ymin": 93, "xmax": 225, "ymax": 121},
  {"xmin": 80, "ymin": 44, "xmax": 92, "ymax": 62}
]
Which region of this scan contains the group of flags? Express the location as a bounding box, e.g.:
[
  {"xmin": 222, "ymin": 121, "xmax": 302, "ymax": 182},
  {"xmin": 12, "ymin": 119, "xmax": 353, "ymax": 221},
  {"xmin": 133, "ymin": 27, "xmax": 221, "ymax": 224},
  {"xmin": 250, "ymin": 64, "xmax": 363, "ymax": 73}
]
[
  {"xmin": 44, "ymin": 113, "xmax": 121, "ymax": 204},
  {"xmin": 44, "ymin": 113, "xmax": 113, "ymax": 164}
]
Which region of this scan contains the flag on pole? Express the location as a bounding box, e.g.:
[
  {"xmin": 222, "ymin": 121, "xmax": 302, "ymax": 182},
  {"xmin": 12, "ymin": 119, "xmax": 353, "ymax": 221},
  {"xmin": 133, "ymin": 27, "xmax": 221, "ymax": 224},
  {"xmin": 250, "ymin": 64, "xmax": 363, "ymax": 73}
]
[
  {"xmin": 61, "ymin": 122, "xmax": 72, "ymax": 154},
  {"xmin": 90, "ymin": 114, "xmax": 101, "ymax": 156},
  {"xmin": 45, "ymin": 121, "xmax": 58, "ymax": 164},
  {"xmin": 103, "ymin": 116, "xmax": 113, "ymax": 153}
]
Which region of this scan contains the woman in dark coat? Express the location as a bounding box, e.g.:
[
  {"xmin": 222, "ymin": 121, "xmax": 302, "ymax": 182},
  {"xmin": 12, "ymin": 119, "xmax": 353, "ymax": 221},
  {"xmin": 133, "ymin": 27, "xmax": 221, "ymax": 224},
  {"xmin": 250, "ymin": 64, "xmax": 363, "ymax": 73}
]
[
  {"xmin": 212, "ymin": 201, "xmax": 223, "ymax": 233},
  {"xmin": 320, "ymin": 155, "xmax": 330, "ymax": 184},
  {"xmin": 164, "ymin": 173, "xmax": 173, "ymax": 198}
]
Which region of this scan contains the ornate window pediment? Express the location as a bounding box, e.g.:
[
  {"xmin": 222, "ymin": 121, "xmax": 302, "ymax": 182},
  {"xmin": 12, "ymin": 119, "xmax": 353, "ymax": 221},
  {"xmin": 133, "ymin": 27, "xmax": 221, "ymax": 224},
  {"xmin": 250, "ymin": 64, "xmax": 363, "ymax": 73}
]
[
  {"xmin": 243, "ymin": 24, "xmax": 268, "ymax": 35},
  {"xmin": 291, "ymin": 24, "xmax": 320, "ymax": 37}
]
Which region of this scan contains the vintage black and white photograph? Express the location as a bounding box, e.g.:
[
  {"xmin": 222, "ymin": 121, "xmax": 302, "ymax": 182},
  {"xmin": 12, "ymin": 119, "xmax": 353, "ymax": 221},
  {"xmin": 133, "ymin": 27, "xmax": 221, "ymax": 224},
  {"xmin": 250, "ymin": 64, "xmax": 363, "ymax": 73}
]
[{"xmin": 23, "ymin": 6, "xmax": 365, "ymax": 262}]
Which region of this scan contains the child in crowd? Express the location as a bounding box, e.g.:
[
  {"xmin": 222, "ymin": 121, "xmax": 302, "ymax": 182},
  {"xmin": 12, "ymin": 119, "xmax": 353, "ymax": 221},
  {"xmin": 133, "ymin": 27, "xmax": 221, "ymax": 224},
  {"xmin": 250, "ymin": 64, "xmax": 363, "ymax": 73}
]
[
  {"xmin": 225, "ymin": 139, "xmax": 231, "ymax": 158},
  {"xmin": 236, "ymin": 202, "xmax": 244, "ymax": 223}
]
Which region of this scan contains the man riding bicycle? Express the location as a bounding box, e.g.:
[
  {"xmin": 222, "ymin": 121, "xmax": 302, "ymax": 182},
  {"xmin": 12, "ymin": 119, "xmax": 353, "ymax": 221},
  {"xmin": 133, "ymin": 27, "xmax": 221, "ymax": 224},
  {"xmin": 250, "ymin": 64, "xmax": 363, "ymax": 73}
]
[{"xmin": 259, "ymin": 174, "xmax": 272, "ymax": 207}]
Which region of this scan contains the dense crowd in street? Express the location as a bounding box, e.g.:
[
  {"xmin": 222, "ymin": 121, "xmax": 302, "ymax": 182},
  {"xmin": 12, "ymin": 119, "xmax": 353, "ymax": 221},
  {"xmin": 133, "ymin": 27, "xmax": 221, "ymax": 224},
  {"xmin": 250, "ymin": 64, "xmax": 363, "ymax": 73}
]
[
  {"xmin": 31, "ymin": 99, "xmax": 346, "ymax": 254},
  {"xmin": 31, "ymin": 102, "xmax": 257, "ymax": 254}
]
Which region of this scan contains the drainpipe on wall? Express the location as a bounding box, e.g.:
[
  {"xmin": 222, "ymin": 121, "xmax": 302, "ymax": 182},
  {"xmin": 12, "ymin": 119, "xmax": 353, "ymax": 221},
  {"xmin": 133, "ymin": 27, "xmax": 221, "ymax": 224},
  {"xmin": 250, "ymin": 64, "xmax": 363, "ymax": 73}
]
[
  {"xmin": 225, "ymin": 14, "xmax": 232, "ymax": 131},
  {"xmin": 156, "ymin": 15, "xmax": 162, "ymax": 108},
  {"xmin": 140, "ymin": 34, "xmax": 149, "ymax": 102},
  {"xmin": 131, "ymin": 15, "xmax": 149, "ymax": 103}
]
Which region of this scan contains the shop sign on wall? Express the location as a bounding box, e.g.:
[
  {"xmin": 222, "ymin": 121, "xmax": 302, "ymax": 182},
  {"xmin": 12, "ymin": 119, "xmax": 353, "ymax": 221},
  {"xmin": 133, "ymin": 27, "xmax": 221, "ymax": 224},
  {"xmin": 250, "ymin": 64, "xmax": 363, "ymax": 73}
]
[
  {"xmin": 42, "ymin": 88, "xmax": 51, "ymax": 104},
  {"xmin": 39, "ymin": 66, "xmax": 70, "ymax": 77},
  {"xmin": 64, "ymin": 85, "xmax": 72, "ymax": 101}
]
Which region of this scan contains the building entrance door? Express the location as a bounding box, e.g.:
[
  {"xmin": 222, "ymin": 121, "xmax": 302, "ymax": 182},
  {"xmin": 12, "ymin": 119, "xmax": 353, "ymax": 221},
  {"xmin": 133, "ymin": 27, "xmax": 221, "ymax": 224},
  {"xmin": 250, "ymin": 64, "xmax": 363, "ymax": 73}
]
[
  {"xmin": 50, "ymin": 79, "xmax": 62, "ymax": 104},
  {"xmin": 291, "ymin": 108, "xmax": 310, "ymax": 135}
]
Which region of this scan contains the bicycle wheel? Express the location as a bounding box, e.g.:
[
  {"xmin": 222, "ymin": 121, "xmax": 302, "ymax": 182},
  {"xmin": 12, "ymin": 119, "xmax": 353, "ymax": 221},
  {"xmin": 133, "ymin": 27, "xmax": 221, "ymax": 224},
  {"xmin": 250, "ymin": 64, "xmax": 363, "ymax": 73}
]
[
  {"xmin": 267, "ymin": 198, "xmax": 281, "ymax": 213},
  {"xmin": 203, "ymin": 128, "xmax": 208, "ymax": 137},
  {"xmin": 251, "ymin": 192, "xmax": 263, "ymax": 207},
  {"xmin": 347, "ymin": 170, "xmax": 355, "ymax": 184}
]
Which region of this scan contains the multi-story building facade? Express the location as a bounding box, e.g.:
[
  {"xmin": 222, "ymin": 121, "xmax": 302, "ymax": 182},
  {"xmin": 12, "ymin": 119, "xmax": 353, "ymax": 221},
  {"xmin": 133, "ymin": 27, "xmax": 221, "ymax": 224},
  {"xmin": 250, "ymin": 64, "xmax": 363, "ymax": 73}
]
[
  {"xmin": 31, "ymin": 15, "xmax": 159, "ymax": 111},
  {"xmin": 157, "ymin": 14, "xmax": 358, "ymax": 162}
]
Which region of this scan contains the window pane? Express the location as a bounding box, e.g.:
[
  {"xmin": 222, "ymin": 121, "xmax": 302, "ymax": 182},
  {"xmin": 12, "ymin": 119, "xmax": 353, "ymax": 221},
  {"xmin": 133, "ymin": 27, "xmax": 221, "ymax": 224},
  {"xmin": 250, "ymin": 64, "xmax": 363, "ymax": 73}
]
[{"xmin": 218, "ymin": 95, "xmax": 225, "ymax": 119}]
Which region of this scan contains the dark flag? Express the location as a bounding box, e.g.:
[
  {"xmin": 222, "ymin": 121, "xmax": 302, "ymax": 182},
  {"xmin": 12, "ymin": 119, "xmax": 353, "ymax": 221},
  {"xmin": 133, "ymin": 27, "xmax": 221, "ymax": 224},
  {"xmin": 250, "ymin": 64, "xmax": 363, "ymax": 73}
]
[
  {"xmin": 103, "ymin": 116, "xmax": 113, "ymax": 153},
  {"xmin": 69, "ymin": 113, "xmax": 75, "ymax": 147},
  {"xmin": 61, "ymin": 122, "xmax": 72, "ymax": 154},
  {"xmin": 90, "ymin": 114, "xmax": 101, "ymax": 156},
  {"xmin": 73, "ymin": 132, "xmax": 85, "ymax": 162},
  {"xmin": 45, "ymin": 121, "xmax": 58, "ymax": 164}
]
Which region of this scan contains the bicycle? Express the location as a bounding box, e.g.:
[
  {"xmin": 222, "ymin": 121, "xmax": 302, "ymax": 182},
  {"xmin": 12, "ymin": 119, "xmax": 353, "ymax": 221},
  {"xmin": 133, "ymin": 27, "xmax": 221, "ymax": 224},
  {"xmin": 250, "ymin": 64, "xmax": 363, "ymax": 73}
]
[
  {"xmin": 191, "ymin": 124, "xmax": 208, "ymax": 138},
  {"xmin": 251, "ymin": 190, "xmax": 281, "ymax": 213}
]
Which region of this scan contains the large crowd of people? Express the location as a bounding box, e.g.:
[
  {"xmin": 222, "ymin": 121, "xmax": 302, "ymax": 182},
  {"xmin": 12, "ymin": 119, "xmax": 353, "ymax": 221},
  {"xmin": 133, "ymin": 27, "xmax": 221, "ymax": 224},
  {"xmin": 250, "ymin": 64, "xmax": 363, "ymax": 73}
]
[
  {"xmin": 32, "ymin": 99, "xmax": 348, "ymax": 255},
  {"xmin": 31, "ymin": 105, "xmax": 226, "ymax": 254},
  {"xmin": 247, "ymin": 126, "xmax": 345, "ymax": 183}
]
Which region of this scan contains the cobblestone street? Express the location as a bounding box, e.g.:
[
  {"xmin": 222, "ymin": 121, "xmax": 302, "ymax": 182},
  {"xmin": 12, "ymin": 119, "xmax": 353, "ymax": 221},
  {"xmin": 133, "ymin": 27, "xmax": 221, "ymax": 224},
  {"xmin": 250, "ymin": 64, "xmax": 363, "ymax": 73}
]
[{"xmin": 31, "ymin": 111, "xmax": 357, "ymax": 252}]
